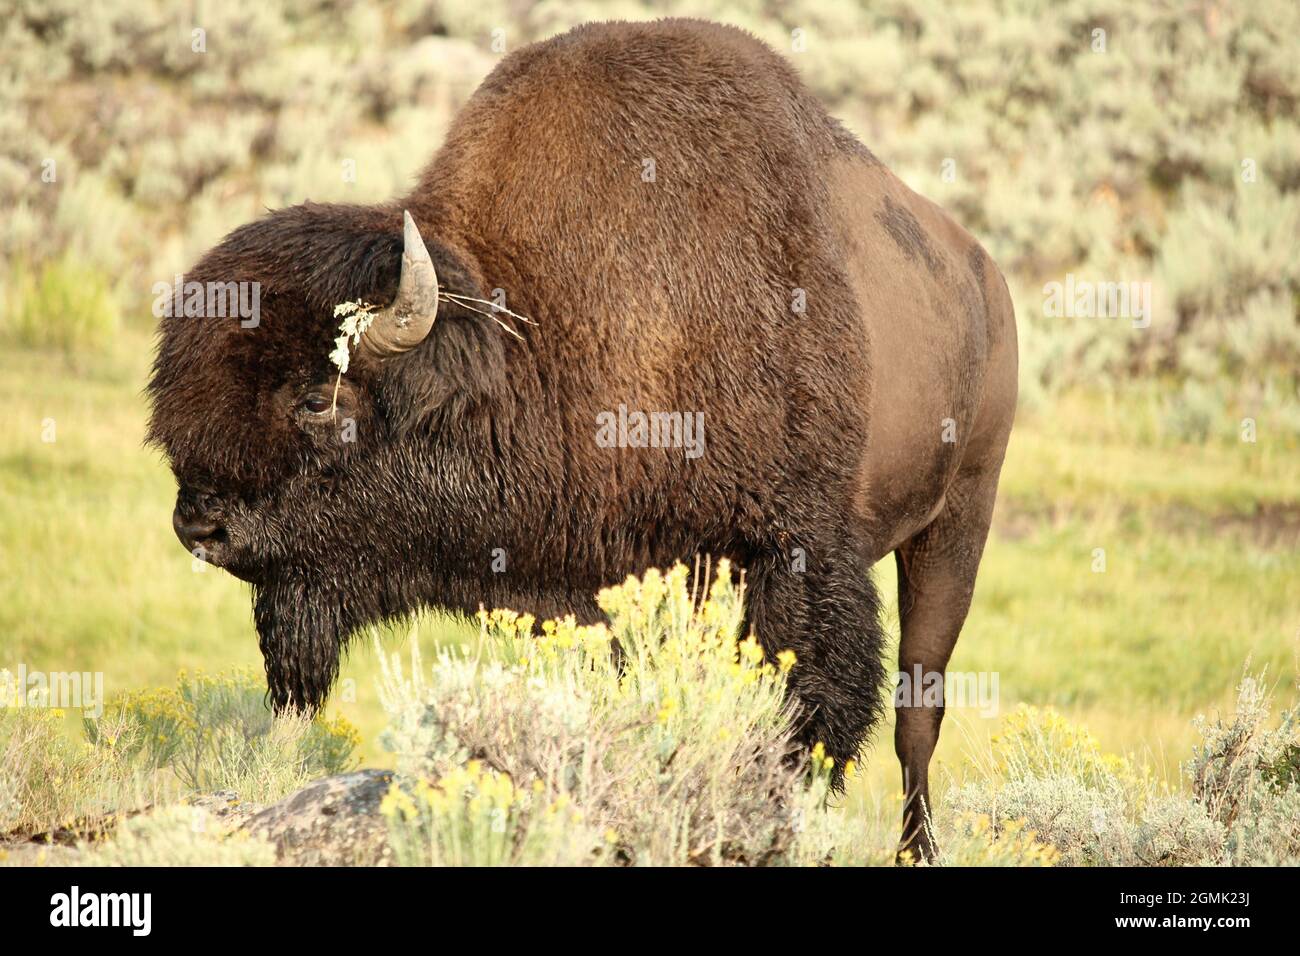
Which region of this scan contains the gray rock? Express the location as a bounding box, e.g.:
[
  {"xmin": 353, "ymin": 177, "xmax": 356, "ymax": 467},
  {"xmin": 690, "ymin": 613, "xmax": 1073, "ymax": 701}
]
[
  {"xmin": 243, "ymin": 770, "xmax": 394, "ymax": 867},
  {"xmin": 186, "ymin": 789, "xmax": 264, "ymax": 832}
]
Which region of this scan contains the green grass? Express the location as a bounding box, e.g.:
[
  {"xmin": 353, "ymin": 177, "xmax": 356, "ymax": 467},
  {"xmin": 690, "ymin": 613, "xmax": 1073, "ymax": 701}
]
[
  {"xmin": 0, "ymin": 258, "xmax": 121, "ymax": 353},
  {"xmin": 2, "ymin": 330, "xmax": 1296, "ymax": 809}
]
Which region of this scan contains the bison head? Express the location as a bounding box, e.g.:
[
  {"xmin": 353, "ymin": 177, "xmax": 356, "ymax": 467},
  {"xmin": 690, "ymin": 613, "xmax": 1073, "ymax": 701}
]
[{"xmin": 147, "ymin": 203, "xmax": 509, "ymax": 711}]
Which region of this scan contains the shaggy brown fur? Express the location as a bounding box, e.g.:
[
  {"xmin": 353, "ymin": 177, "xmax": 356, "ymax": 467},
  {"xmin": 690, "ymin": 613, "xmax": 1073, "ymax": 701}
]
[{"xmin": 148, "ymin": 19, "xmax": 1017, "ymax": 860}]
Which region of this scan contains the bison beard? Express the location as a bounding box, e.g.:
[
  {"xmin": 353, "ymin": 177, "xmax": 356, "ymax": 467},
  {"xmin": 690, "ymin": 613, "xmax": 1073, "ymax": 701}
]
[
  {"xmin": 148, "ymin": 19, "xmax": 1019, "ymax": 860},
  {"xmin": 253, "ymin": 577, "xmax": 351, "ymax": 714}
]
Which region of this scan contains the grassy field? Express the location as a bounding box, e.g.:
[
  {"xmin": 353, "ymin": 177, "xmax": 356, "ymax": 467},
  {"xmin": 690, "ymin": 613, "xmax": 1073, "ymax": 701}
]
[
  {"xmin": 2, "ymin": 0, "xmax": 1297, "ymax": 862},
  {"xmin": 4, "ymin": 328, "xmax": 1295, "ymax": 811}
]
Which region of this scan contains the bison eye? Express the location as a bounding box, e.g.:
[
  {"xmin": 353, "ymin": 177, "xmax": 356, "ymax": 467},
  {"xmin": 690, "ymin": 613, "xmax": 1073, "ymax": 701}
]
[{"xmin": 301, "ymin": 395, "xmax": 333, "ymax": 416}]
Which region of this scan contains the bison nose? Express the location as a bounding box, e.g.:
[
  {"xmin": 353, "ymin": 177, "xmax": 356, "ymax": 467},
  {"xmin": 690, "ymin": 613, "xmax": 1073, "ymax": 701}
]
[{"xmin": 173, "ymin": 508, "xmax": 225, "ymax": 556}]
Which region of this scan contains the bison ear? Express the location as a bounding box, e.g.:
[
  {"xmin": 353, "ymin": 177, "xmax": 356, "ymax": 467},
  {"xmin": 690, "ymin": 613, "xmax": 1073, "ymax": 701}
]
[{"xmin": 371, "ymin": 235, "xmax": 508, "ymax": 436}]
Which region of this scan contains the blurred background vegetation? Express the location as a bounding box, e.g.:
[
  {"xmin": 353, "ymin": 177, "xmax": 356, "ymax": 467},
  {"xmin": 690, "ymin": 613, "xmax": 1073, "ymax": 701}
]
[{"xmin": 1, "ymin": 0, "xmax": 1296, "ymax": 802}]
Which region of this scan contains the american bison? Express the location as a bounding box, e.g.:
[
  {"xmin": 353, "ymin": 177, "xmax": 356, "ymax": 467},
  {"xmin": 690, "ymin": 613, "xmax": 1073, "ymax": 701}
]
[{"xmin": 148, "ymin": 18, "xmax": 1017, "ymax": 859}]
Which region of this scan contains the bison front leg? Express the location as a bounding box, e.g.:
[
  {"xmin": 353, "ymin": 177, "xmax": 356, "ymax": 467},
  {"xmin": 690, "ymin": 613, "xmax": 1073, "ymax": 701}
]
[
  {"xmin": 252, "ymin": 577, "xmax": 351, "ymax": 714},
  {"xmin": 741, "ymin": 534, "xmax": 889, "ymax": 786},
  {"xmin": 893, "ymin": 459, "xmax": 1003, "ymax": 863}
]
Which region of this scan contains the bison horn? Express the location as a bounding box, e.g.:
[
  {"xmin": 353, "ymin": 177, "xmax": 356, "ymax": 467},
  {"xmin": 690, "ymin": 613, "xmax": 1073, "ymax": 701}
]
[{"xmin": 360, "ymin": 210, "xmax": 439, "ymax": 358}]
